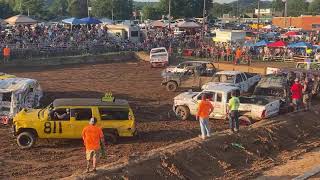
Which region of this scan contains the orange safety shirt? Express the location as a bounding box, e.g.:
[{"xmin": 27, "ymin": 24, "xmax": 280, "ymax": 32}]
[
  {"xmin": 197, "ymin": 100, "xmax": 214, "ymax": 119},
  {"xmin": 3, "ymin": 47, "xmax": 10, "ymax": 56},
  {"xmin": 235, "ymin": 49, "xmax": 242, "ymax": 58},
  {"xmin": 82, "ymin": 125, "xmax": 104, "ymax": 151}
]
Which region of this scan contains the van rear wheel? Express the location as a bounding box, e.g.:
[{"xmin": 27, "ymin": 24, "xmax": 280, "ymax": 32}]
[
  {"xmin": 104, "ymin": 133, "xmax": 117, "ymax": 145},
  {"xmin": 17, "ymin": 131, "xmax": 36, "ymax": 149}
]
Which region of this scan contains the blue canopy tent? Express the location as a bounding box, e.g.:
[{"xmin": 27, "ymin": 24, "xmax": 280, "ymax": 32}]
[
  {"xmin": 80, "ymin": 17, "xmax": 102, "ymax": 25},
  {"xmin": 287, "ymin": 42, "xmax": 312, "ymax": 48},
  {"xmin": 254, "ymin": 40, "xmax": 269, "ymax": 47},
  {"xmin": 62, "ymin": 18, "xmax": 84, "ymax": 25}
]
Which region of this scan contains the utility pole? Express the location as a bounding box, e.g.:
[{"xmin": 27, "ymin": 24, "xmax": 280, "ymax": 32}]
[
  {"xmin": 87, "ymin": 0, "xmax": 90, "ymax": 17},
  {"xmin": 257, "ymin": 0, "xmax": 260, "ymax": 40},
  {"xmin": 168, "ymin": 0, "xmax": 171, "ymax": 31},
  {"xmin": 203, "ymin": 0, "xmax": 206, "ymax": 39},
  {"xmin": 283, "ymin": 0, "xmax": 288, "ymax": 28},
  {"xmin": 112, "ymin": 0, "xmax": 114, "ymax": 21}
]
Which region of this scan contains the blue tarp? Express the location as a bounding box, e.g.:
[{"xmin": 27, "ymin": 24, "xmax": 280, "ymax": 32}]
[
  {"xmin": 61, "ymin": 18, "xmax": 84, "ymax": 25},
  {"xmin": 287, "ymin": 42, "xmax": 312, "ymax": 48},
  {"xmin": 244, "ymin": 42, "xmax": 254, "ymax": 47},
  {"xmin": 80, "ymin": 17, "xmax": 102, "ymax": 24},
  {"xmin": 254, "ymin": 40, "xmax": 269, "ymax": 47}
]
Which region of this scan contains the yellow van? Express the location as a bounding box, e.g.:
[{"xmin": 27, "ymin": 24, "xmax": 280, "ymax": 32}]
[{"xmin": 13, "ymin": 98, "xmax": 136, "ymax": 149}]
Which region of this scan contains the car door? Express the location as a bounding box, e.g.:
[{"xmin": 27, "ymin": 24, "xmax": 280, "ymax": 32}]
[
  {"xmin": 70, "ymin": 107, "xmax": 94, "ymax": 138},
  {"xmin": 41, "ymin": 108, "xmax": 73, "ymax": 138},
  {"xmin": 180, "ymin": 70, "xmax": 198, "ymax": 88},
  {"xmin": 213, "ymin": 92, "xmax": 225, "ymax": 118}
]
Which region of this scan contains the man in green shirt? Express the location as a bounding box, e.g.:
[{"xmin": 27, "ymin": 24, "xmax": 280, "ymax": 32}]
[{"xmin": 228, "ymin": 91, "xmax": 240, "ymax": 133}]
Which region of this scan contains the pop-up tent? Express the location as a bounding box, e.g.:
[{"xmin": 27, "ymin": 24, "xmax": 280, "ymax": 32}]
[
  {"xmin": 62, "ymin": 18, "xmax": 84, "ymax": 25},
  {"xmin": 177, "ymin": 21, "xmax": 201, "ymax": 28},
  {"xmin": 284, "ymin": 31, "xmax": 298, "ymax": 37},
  {"xmin": 287, "ymin": 42, "xmax": 312, "ymax": 48},
  {"xmin": 5, "ymin": 14, "xmax": 37, "ymax": 25},
  {"xmin": 150, "ymin": 20, "xmax": 166, "ymax": 28},
  {"xmin": 267, "ymin": 40, "xmax": 287, "ymax": 48},
  {"xmin": 80, "ymin": 17, "xmax": 102, "ymax": 24},
  {"xmin": 254, "ymin": 40, "xmax": 270, "ymax": 47}
]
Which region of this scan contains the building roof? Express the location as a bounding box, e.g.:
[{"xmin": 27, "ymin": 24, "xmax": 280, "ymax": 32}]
[
  {"xmin": 5, "ymin": 14, "xmax": 37, "ymax": 25},
  {"xmin": 52, "ymin": 98, "xmax": 129, "ymax": 108}
]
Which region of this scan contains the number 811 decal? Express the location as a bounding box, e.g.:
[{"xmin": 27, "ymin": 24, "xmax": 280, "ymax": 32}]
[{"xmin": 44, "ymin": 122, "xmax": 62, "ymax": 134}]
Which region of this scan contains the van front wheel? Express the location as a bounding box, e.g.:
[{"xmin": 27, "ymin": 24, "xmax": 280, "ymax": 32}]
[
  {"xmin": 17, "ymin": 131, "xmax": 36, "ymax": 149},
  {"xmin": 104, "ymin": 133, "xmax": 117, "ymax": 145}
]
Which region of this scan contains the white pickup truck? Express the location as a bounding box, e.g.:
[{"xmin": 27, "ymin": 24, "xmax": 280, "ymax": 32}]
[
  {"xmin": 202, "ymin": 71, "xmax": 261, "ymax": 93},
  {"xmin": 150, "ymin": 47, "xmax": 169, "ymax": 68},
  {"xmin": 173, "ymin": 85, "xmax": 280, "ymax": 124}
]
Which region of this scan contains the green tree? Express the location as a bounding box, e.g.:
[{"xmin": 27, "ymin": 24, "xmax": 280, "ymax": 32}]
[
  {"xmin": 272, "ymin": 0, "xmax": 284, "ymax": 12},
  {"xmin": 210, "ymin": 3, "xmax": 232, "ymax": 18},
  {"xmin": 12, "ymin": 0, "xmax": 45, "ymax": 17},
  {"xmin": 49, "ymin": 0, "xmax": 69, "ymax": 17},
  {"xmin": 287, "ymin": 0, "xmax": 308, "ymax": 17},
  {"xmin": 92, "ymin": 0, "xmax": 133, "ymax": 20},
  {"xmin": 157, "ymin": 0, "xmax": 212, "ymax": 18},
  {"xmin": 309, "ymin": 0, "xmax": 320, "ymax": 15},
  {"xmin": 142, "ymin": 5, "xmax": 161, "ymax": 20},
  {"xmin": 68, "ymin": 0, "xmax": 87, "ymax": 18},
  {"xmin": 0, "ymin": 0, "xmax": 15, "ymax": 18}
]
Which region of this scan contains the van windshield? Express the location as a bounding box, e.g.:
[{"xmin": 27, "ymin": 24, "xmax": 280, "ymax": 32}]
[
  {"xmin": 151, "ymin": 54, "xmax": 167, "ymax": 58},
  {"xmin": 151, "ymin": 49, "xmax": 166, "ymax": 54}
]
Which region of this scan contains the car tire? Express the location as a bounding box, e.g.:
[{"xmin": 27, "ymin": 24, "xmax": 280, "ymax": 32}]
[
  {"xmin": 17, "ymin": 131, "xmax": 36, "ymax": 149},
  {"xmin": 104, "ymin": 132, "xmax": 117, "ymax": 145},
  {"xmin": 239, "ymin": 116, "xmax": 252, "ymax": 126},
  {"xmin": 175, "ymin": 106, "xmax": 190, "ymax": 120},
  {"xmin": 166, "ymin": 81, "xmax": 178, "ymax": 92}
]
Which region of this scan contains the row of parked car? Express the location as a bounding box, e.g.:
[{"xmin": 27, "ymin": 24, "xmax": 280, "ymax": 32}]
[{"xmin": 161, "ymin": 61, "xmax": 320, "ymax": 125}]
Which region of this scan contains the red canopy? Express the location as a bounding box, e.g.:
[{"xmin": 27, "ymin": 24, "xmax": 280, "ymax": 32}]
[
  {"xmin": 267, "ymin": 40, "xmax": 287, "ymax": 48},
  {"xmin": 284, "ymin": 31, "xmax": 298, "ymax": 37}
]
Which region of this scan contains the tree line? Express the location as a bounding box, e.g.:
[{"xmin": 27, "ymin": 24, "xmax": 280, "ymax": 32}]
[{"xmin": 1, "ymin": 0, "xmax": 320, "ymax": 21}]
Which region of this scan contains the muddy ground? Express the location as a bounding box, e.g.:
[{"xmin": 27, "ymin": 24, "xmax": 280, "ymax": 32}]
[
  {"xmin": 0, "ymin": 60, "xmax": 319, "ymax": 180},
  {"xmin": 0, "ymin": 61, "xmax": 229, "ymax": 179}
]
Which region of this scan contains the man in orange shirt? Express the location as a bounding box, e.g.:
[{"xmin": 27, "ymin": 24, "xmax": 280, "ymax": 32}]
[
  {"xmin": 234, "ymin": 48, "xmax": 242, "ymax": 65},
  {"xmin": 196, "ymin": 94, "xmax": 214, "ymax": 140},
  {"xmin": 3, "ymin": 45, "xmax": 10, "ymax": 64},
  {"xmin": 82, "ymin": 117, "xmax": 105, "ymax": 173}
]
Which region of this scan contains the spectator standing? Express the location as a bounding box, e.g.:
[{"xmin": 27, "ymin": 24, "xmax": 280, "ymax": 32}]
[
  {"xmin": 196, "ymin": 94, "xmax": 214, "ymax": 140},
  {"xmin": 228, "ymin": 91, "xmax": 240, "ymax": 133},
  {"xmin": 234, "ymin": 48, "xmax": 242, "ymax": 65},
  {"xmin": 291, "ymin": 78, "xmax": 303, "ymax": 111},
  {"xmin": 82, "ymin": 117, "xmax": 105, "ymax": 173},
  {"xmin": 302, "ymin": 78, "xmax": 313, "ymax": 111},
  {"xmin": 3, "ymin": 45, "xmax": 10, "ymax": 64}
]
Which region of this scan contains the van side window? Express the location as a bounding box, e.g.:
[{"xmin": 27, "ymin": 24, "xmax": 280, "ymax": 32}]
[
  {"xmin": 197, "ymin": 92, "xmax": 215, "ymax": 101},
  {"xmin": 51, "ymin": 108, "xmax": 70, "ymax": 121},
  {"xmin": 71, "ymin": 108, "xmax": 92, "ymax": 121},
  {"xmin": 99, "ymin": 108, "xmax": 129, "ymax": 120},
  {"xmin": 216, "ymin": 93, "xmax": 222, "ymax": 102},
  {"xmin": 235, "ymin": 74, "xmax": 242, "ymax": 83}
]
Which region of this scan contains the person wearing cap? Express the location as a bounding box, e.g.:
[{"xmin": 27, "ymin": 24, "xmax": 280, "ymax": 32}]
[
  {"xmin": 291, "ymin": 78, "xmax": 303, "ymax": 111},
  {"xmin": 82, "ymin": 117, "xmax": 105, "ymax": 173},
  {"xmin": 196, "ymin": 94, "xmax": 214, "ymax": 140}
]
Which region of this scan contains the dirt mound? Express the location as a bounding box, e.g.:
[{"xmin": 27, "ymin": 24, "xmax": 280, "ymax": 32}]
[{"xmin": 69, "ymin": 110, "xmax": 320, "ymax": 180}]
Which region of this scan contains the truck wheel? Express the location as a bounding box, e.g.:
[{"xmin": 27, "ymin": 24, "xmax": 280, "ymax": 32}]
[
  {"xmin": 104, "ymin": 133, "xmax": 117, "ymax": 145},
  {"xmin": 166, "ymin": 81, "xmax": 178, "ymax": 92},
  {"xmin": 239, "ymin": 116, "xmax": 252, "ymax": 126},
  {"xmin": 175, "ymin": 106, "xmax": 190, "ymax": 120},
  {"xmin": 17, "ymin": 131, "xmax": 36, "ymax": 149}
]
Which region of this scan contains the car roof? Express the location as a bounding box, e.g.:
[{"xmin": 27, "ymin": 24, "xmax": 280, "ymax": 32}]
[
  {"xmin": 0, "ymin": 78, "xmax": 38, "ymax": 93},
  {"xmin": 204, "ymin": 85, "xmax": 239, "ymax": 93},
  {"xmin": 53, "ymin": 98, "xmax": 129, "ymax": 107},
  {"xmin": 216, "ymin": 71, "xmax": 242, "ymax": 75}
]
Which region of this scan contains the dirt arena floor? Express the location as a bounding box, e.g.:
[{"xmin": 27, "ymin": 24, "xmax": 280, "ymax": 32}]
[
  {"xmin": 0, "ymin": 61, "xmax": 229, "ymax": 179},
  {"xmin": 0, "ymin": 60, "xmax": 319, "ymax": 179}
]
